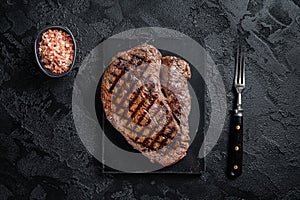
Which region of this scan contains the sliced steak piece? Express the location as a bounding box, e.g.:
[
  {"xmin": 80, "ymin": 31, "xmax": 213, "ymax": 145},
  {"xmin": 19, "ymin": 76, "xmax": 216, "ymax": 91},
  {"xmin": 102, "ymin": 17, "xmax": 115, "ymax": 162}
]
[
  {"xmin": 101, "ymin": 44, "xmax": 192, "ymax": 166},
  {"xmin": 160, "ymin": 56, "xmax": 192, "ymax": 162}
]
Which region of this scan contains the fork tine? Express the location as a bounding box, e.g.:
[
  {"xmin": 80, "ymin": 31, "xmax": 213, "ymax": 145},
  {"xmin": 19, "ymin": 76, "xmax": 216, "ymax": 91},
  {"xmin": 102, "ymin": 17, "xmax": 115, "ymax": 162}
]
[
  {"xmin": 242, "ymin": 50, "xmax": 245, "ymax": 85},
  {"xmin": 234, "ymin": 45, "xmax": 240, "ymax": 85},
  {"xmin": 238, "ymin": 46, "xmax": 243, "ymax": 84}
]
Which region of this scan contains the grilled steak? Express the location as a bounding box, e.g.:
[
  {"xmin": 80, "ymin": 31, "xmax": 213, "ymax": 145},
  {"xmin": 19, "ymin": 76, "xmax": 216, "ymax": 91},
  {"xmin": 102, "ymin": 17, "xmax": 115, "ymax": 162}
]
[{"xmin": 101, "ymin": 44, "xmax": 192, "ymax": 166}]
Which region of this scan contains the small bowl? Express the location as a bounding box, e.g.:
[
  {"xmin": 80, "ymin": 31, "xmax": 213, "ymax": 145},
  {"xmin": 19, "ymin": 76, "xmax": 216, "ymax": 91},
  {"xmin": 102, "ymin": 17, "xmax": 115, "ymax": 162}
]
[{"xmin": 34, "ymin": 26, "xmax": 77, "ymax": 78}]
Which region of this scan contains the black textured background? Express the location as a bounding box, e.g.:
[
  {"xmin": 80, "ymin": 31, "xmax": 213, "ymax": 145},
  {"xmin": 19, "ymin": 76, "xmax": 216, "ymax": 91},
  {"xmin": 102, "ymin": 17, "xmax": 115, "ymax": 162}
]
[{"xmin": 1, "ymin": 0, "xmax": 300, "ymax": 199}]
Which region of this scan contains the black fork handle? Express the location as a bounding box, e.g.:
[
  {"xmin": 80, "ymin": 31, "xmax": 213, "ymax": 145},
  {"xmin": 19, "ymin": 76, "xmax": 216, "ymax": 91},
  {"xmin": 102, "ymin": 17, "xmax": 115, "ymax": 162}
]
[{"xmin": 228, "ymin": 109, "xmax": 243, "ymax": 178}]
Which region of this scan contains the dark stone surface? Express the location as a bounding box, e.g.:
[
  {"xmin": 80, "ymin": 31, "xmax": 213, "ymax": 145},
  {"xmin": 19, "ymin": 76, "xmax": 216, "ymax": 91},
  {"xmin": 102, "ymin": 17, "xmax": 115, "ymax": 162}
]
[{"xmin": 0, "ymin": 0, "xmax": 299, "ymax": 199}]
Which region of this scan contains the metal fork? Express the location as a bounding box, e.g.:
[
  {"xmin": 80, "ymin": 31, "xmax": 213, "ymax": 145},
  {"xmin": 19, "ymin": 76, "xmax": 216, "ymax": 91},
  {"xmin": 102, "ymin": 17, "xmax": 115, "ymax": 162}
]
[{"xmin": 229, "ymin": 45, "xmax": 245, "ymax": 178}]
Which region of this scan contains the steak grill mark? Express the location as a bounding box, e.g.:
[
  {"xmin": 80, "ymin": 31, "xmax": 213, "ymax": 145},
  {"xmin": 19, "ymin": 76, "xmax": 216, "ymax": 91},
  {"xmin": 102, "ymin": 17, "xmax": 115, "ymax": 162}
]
[
  {"xmin": 131, "ymin": 118, "xmax": 177, "ymax": 152},
  {"xmin": 129, "ymin": 83, "xmax": 157, "ymax": 127}
]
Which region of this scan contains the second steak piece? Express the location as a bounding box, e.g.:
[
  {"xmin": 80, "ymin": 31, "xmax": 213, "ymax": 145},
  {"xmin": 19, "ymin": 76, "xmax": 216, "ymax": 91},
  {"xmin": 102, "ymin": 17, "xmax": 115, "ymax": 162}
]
[{"xmin": 159, "ymin": 56, "xmax": 192, "ymax": 164}]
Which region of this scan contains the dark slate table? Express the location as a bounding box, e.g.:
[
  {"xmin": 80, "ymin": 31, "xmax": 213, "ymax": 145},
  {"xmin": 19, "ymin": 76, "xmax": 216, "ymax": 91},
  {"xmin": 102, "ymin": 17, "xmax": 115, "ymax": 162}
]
[{"xmin": 0, "ymin": 0, "xmax": 299, "ymax": 199}]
